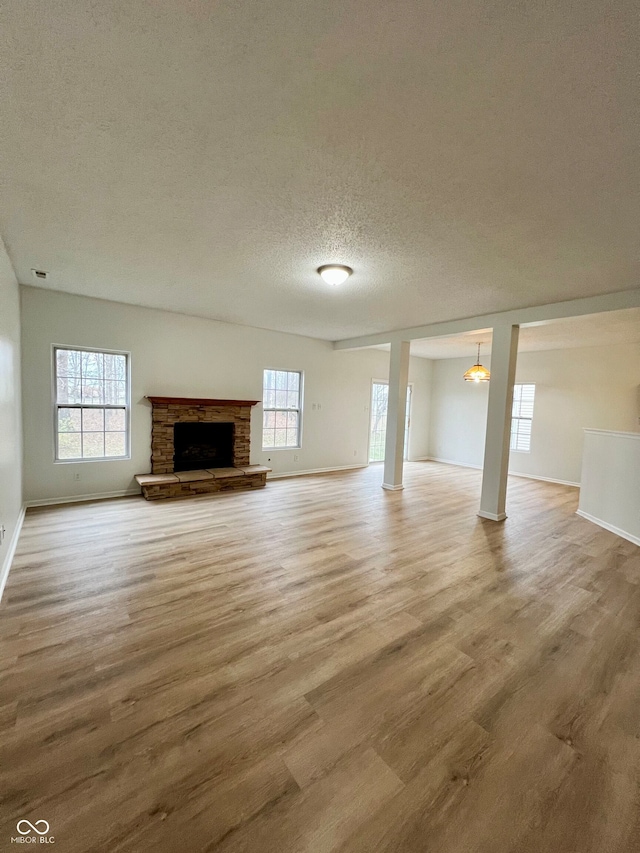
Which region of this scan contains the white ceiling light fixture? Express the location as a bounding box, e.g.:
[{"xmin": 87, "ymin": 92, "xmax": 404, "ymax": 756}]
[{"xmin": 317, "ymin": 264, "xmax": 353, "ymax": 286}]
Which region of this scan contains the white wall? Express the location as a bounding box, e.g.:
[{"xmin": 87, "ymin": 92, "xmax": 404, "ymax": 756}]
[
  {"xmin": 407, "ymin": 357, "xmax": 432, "ymax": 462},
  {"xmin": 0, "ymin": 237, "xmax": 23, "ymax": 590},
  {"xmin": 20, "ymin": 287, "xmax": 431, "ymax": 503},
  {"xmin": 578, "ymin": 430, "xmax": 640, "ymax": 546},
  {"xmin": 429, "ymin": 358, "xmax": 489, "ymax": 470},
  {"xmin": 429, "ymin": 343, "xmax": 640, "ymax": 485}
]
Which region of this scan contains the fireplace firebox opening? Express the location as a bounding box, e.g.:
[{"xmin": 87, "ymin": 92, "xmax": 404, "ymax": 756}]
[{"xmin": 173, "ymin": 422, "xmax": 234, "ymax": 471}]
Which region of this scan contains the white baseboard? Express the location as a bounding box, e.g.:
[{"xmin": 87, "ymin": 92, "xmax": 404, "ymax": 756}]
[
  {"xmin": 382, "ymin": 483, "xmax": 404, "ymax": 491},
  {"xmin": 426, "ymin": 456, "xmax": 482, "ymax": 470},
  {"xmin": 25, "ymin": 488, "xmax": 140, "ymax": 508},
  {"xmin": 426, "ymin": 457, "xmax": 579, "ymax": 487},
  {"xmin": 509, "ymin": 471, "xmax": 580, "ymax": 488},
  {"xmin": 0, "ymin": 504, "xmax": 26, "ymax": 603},
  {"xmin": 267, "ymin": 464, "xmax": 367, "ymax": 480},
  {"xmin": 576, "ymin": 509, "xmax": 640, "ymax": 548},
  {"xmin": 477, "ymin": 510, "xmax": 507, "ymax": 522}
]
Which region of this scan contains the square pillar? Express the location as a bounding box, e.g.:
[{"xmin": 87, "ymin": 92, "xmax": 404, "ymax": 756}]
[
  {"xmin": 478, "ymin": 324, "xmax": 519, "ymax": 520},
  {"xmin": 382, "ymin": 340, "xmax": 410, "ymax": 491}
]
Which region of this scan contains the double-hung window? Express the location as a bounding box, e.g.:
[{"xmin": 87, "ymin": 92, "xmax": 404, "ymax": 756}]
[
  {"xmin": 262, "ymin": 369, "xmax": 302, "ymax": 449},
  {"xmin": 54, "ymin": 346, "xmax": 130, "ymax": 460},
  {"xmin": 510, "ymin": 383, "xmax": 535, "ymax": 453}
]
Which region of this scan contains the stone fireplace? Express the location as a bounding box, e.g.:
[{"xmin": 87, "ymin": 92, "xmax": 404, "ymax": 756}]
[
  {"xmin": 135, "ymin": 396, "xmax": 270, "ymax": 500},
  {"xmin": 149, "ymin": 396, "xmax": 253, "ymax": 474}
]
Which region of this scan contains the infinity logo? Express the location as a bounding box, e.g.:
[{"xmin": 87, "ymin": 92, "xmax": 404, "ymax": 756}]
[{"xmin": 16, "ymin": 820, "xmax": 50, "ymax": 835}]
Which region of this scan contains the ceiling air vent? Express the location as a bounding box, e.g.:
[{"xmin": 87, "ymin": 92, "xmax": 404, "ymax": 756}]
[{"xmin": 31, "ymin": 269, "xmax": 49, "ymax": 281}]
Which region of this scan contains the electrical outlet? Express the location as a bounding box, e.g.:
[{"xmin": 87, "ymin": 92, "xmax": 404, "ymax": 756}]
[
  {"xmin": 73, "ymin": 472, "xmax": 81, "ymax": 481},
  {"xmin": 354, "ymin": 450, "xmax": 357, "ymax": 456},
  {"xmin": 0, "ymin": 525, "xmax": 5, "ymax": 544},
  {"xmin": 294, "ymin": 454, "xmax": 299, "ymax": 462}
]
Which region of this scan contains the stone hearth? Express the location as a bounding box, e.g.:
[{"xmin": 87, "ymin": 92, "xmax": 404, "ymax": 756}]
[{"xmin": 135, "ymin": 396, "xmax": 270, "ymax": 500}]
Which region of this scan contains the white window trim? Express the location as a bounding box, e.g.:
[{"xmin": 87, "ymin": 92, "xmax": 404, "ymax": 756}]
[
  {"xmin": 52, "ymin": 344, "xmax": 132, "ymax": 463},
  {"xmin": 262, "ymin": 367, "xmax": 304, "ymax": 450},
  {"xmin": 510, "ymin": 382, "xmax": 535, "ymax": 454}
]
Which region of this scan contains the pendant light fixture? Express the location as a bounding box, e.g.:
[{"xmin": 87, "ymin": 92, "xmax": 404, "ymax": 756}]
[{"xmin": 463, "ymin": 343, "xmax": 490, "ymax": 383}]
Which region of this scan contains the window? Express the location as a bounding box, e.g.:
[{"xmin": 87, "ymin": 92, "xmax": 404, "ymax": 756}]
[
  {"xmin": 54, "ymin": 347, "xmax": 130, "ymax": 461},
  {"xmin": 262, "ymin": 369, "xmax": 302, "ymax": 449},
  {"xmin": 510, "ymin": 383, "xmax": 535, "ymax": 453},
  {"xmin": 368, "ymin": 382, "xmax": 411, "ymax": 462},
  {"xmin": 369, "ymin": 382, "xmax": 389, "ymax": 461}
]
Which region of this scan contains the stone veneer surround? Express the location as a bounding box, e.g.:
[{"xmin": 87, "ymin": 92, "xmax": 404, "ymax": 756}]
[{"xmin": 147, "ymin": 396, "xmax": 259, "ymax": 474}]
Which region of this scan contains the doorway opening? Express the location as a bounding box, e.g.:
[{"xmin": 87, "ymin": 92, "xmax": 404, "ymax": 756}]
[{"xmin": 368, "ymin": 382, "xmax": 411, "ymax": 462}]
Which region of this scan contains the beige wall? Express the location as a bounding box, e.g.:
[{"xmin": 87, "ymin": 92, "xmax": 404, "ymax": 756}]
[
  {"xmin": 20, "ymin": 287, "xmax": 432, "ymax": 503},
  {"xmin": 0, "ymin": 237, "xmax": 23, "ymax": 590},
  {"xmin": 428, "ymin": 343, "xmax": 640, "ymax": 485}
]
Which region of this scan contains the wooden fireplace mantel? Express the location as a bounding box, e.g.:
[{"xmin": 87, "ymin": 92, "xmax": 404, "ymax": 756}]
[{"xmin": 146, "ymin": 396, "xmax": 260, "ymax": 407}]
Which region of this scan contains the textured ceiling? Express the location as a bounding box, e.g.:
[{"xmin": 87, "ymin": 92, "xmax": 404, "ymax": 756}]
[
  {"xmin": 0, "ymin": 1, "xmax": 638, "ymax": 340},
  {"xmin": 374, "ymin": 308, "xmax": 640, "ymax": 359}
]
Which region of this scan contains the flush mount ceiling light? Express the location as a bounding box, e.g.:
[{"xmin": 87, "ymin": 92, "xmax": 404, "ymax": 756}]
[
  {"xmin": 463, "ymin": 343, "xmax": 491, "ymax": 383},
  {"xmin": 317, "ymin": 264, "xmax": 353, "ymax": 286}
]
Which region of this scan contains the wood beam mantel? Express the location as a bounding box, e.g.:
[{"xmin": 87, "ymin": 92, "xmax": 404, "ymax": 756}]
[{"xmin": 146, "ymin": 396, "xmax": 260, "ymax": 407}]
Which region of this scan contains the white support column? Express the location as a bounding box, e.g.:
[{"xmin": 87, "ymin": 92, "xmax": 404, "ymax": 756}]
[
  {"xmin": 478, "ymin": 324, "xmax": 519, "ymax": 521},
  {"xmin": 382, "ymin": 339, "xmax": 410, "ymax": 491}
]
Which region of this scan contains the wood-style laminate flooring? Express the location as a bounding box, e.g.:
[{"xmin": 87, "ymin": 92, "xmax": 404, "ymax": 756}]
[{"xmin": 1, "ymin": 462, "xmax": 639, "ymax": 852}]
